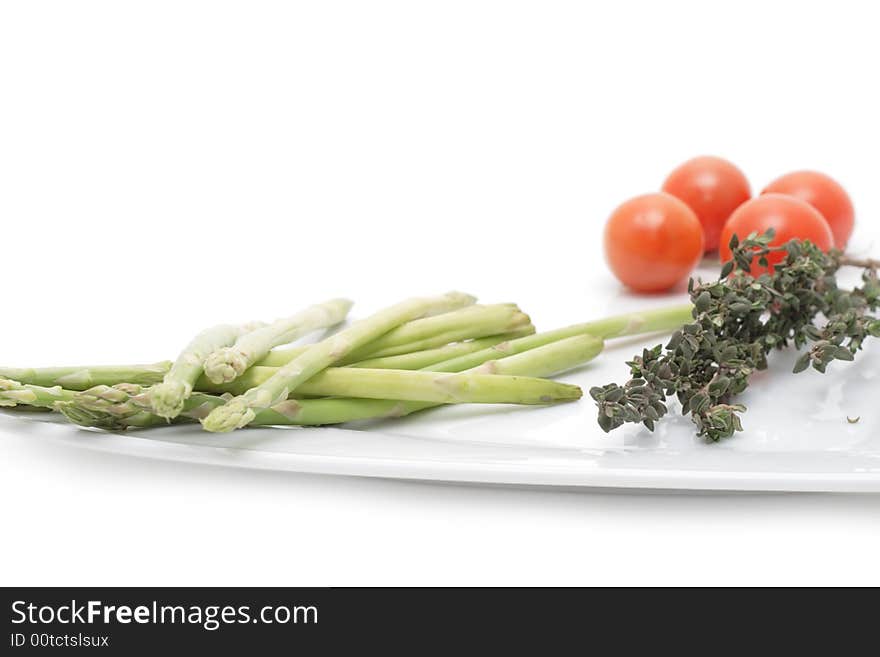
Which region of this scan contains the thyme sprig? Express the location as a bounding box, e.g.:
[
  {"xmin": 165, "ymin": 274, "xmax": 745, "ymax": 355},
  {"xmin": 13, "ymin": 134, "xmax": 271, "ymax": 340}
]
[{"xmin": 591, "ymin": 231, "xmax": 880, "ymax": 441}]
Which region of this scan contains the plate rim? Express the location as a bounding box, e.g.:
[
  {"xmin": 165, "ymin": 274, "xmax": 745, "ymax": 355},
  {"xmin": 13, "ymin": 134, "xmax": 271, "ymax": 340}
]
[{"xmin": 31, "ymin": 423, "xmax": 880, "ymax": 493}]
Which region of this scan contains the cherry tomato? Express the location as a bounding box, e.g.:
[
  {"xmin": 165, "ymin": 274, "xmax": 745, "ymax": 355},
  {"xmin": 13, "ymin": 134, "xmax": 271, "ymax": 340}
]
[
  {"xmin": 662, "ymin": 156, "xmax": 751, "ymax": 252},
  {"xmin": 604, "ymin": 192, "xmax": 705, "ymax": 292},
  {"xmin": 762, "ymin": 170, "xmax": 854, "ymax": 249},
  {"xmin": 719, "ymin": 194, "xmax": 834, "ymax": 275}
]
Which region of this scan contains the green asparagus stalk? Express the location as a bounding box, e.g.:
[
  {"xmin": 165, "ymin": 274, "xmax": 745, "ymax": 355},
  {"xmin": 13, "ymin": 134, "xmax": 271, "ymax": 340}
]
[
  {"xmin": 294, "ymin": 368, "xmax": 582, "ymax": 403},
  {"xmin": 56, "ymin": 305, "xmax": 688, "ymax": 430},
  {"xmin": 0, "ymin": 378, "xmax": 77, "ymax": 408},
  {"xmin": 203, "ymin": 298, "xmax": 353, "ymax": 384},
  {"xmin": 567, "ymin": 304, "xmax": 693, "ymax": 338},
  {"xmin": 300, "ymin": 367, "xmax": 581, "ymax": 404},
  {"xmin": 62, "ymin": 334, "xmax": 602, "ymax": 429},
  {"xmin": 256, "ymin": 324, "xmax": 535, "ymax": 371},
  {"xmin": 255, "ymin": 345, "xmax": 314, "ymax": 367},
  {"xmin": 152, "ymin": 323, "xmax": 262, "ymax": 420},
  {"xmin": 433, "ymin": 304, "xmax": 693, "ymax": 372},
  {"xmin": 76, "ymin": 367, "xmax": 580, "ymax": 409},
  {"xmin": 261, "ymin": 334, "xmax": 605, "ymax": 425},
  {"xmin": 257, "ymin": 304, "xmax": 688, "ymax": 369},
  {"xmin": 60, "ymin": 384, "xmax": 210, "ymax": 427},
  {"xmin": 57, "ymin": 385, "xmax": 271, "ymax": 429},
  {"xmin": 254, "ymin": 307, "xmax": 532, "ymax": 368},
  {"xmin": 336, "ymin": 304, "xmax": 531, "ymax": 364},
  {"xmin": 468, "ymin": 334, "xmax": 604, "ymax": 377},
  {"xmin": 198, "ymin": 331, "xmax": 535, "ymax": 396},
  {"xmin": 342, "ymin": 323, "xmax": 535, "ymax": 363},
  {"xmin": 200, "ymin": 291, "xmax": 477, "ymax": 432},
  {"xmin": 61, "ymin": 382, "xmax": 195, "ymax": 429},
  {"xmin": 201, "ymin": 365, "xmax": 388, "ymax": 396},
  {"xmin": 346, "ymin": 334, "xmax": 525, "ymax": 370},
  {"xmin": 0, "ymin": 362, "xmax": 172, "ymax": 391}
]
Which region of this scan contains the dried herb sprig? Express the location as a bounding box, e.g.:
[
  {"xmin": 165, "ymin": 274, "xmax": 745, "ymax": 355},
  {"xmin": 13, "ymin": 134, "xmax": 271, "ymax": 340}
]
[{"xmin": 591, "ymin": 231, "xmax": 880, "ymax": 441}]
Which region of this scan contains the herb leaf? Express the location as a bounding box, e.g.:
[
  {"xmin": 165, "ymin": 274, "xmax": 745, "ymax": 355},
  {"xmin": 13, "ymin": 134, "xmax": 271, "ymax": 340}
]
[{"xmin": 593, "ymin": 234, "xmax": 879, "ymax": 441}]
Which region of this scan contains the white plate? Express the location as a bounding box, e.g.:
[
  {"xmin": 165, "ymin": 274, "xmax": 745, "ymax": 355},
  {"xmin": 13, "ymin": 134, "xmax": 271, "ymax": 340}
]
[{"xmin": 5, "ymin": 322, "xmax": 878, "ymax": 493}]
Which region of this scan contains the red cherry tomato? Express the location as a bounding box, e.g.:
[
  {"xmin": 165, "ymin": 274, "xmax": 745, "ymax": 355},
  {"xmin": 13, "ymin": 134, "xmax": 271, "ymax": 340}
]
[
  {"xmin": 762, "ymin": 170, "xmax": 854, "ymax": 249},
  {"xmin": 662, "ymin": 156, "xmax": 751, "ymax": 252},
  {"xmin": 719, "ymin": 194, "xmax": 834, "ymax": 275},
  {"xmin": 604, "ymin": 192, "xmax": 705, "ymax": 292}
]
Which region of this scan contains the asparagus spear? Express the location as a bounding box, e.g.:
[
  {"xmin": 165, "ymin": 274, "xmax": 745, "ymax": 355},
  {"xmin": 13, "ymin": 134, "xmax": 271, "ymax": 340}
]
[
  {"xmin": 256, "ymin": 367, "xmax": 581, "ymax": 403},
  {"xmin": 343, "ymin": 323, "xmax": 535, "ymax": 363},
  {"xmin": 59, "ymin": 400, "xmax": 169, "ymax": 430},
  {"xmin": 254, "ymin": 308, "xmax": 533, "ymax": 368},
  {"xmin": 62, "ymin": 334, "xmax": 601, "ymax": 429},
  {"xmin": 59, "ymin": 384, "xmax": 207, "ymax": 426},
  {"xmin": 0, "ymin": 362, "xmax": 172, "ymax": 391},
  {"xmin": 201, "ymin": 291, "xmax": 477, "ymax": 432},
  {"xmin": 256, "ymin": 345, "xmax": 315, "ymax": 367},
  {"xmin": 469, "ymin": 334, "xmax": 603, "ymax": 377},
  {"xmin": 433, "ymin": 304, "xmax": 693, "ymax": 372},
  {"xmin": 345, "ymin": 334, "xmax": 524, "ymax": 370},
  {"xmin": 72, "ymin": 368, "xmax": 580, "ymax": 418},
  {"xmin": 62, "ymin": 382, "xmax": 192, "ymax": 429},
  {"xmin": 336, "ymin": 304, "xmax": 531, "ymax": 364},
  {"xmin": 203, "ymin": 298, "xmax": 353, "ymax": 384},
  {"xmin": 256, "ymin": 324, "xmax": 535, "ymax": 370},
  {"xmin": 263, "ymin": 334, "xmax": 604, "ymax": 425},
  {"xmin": 0, "ymin": 378, "xmax": 76, "ymax": 408},
  {"xmin": 151, "ymin": 323, "xmax": 262, "ymax": 420},
  {"xmin": 258, "ymin": 304, "xmax": 689, "ymax": 369}
]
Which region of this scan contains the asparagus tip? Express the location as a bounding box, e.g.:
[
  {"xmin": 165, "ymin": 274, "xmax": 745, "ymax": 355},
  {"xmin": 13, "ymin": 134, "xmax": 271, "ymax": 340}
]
[
  {"xmin": 200, "ymin": 398, "xmax": 255, "ymax": 433},
  {"xmin": 56, "ymin": 401, "xmax": 130, "ymax": 431},
  {"xmin": 0, "ymin": 378, "xmax": 38, "ymax": 406},
  {"xmin": 150, "ymin": 380, "xmax": 190, "ymax": 419},
  {"xmin": 203, "ymin": 348, "xmax": 249, "ymax": 384}
]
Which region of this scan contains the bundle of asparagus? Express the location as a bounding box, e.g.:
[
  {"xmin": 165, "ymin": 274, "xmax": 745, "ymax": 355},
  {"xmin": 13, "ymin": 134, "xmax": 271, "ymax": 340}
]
[{"xmin": 0, "ymin": 292, "xmax": 692, "ymax": 434}]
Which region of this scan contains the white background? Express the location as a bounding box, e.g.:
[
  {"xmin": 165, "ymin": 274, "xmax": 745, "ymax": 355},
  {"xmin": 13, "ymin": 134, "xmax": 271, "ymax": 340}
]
[{"xmin": 2, "ymin": 0, "xmax": 879, "ymax": 585}]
